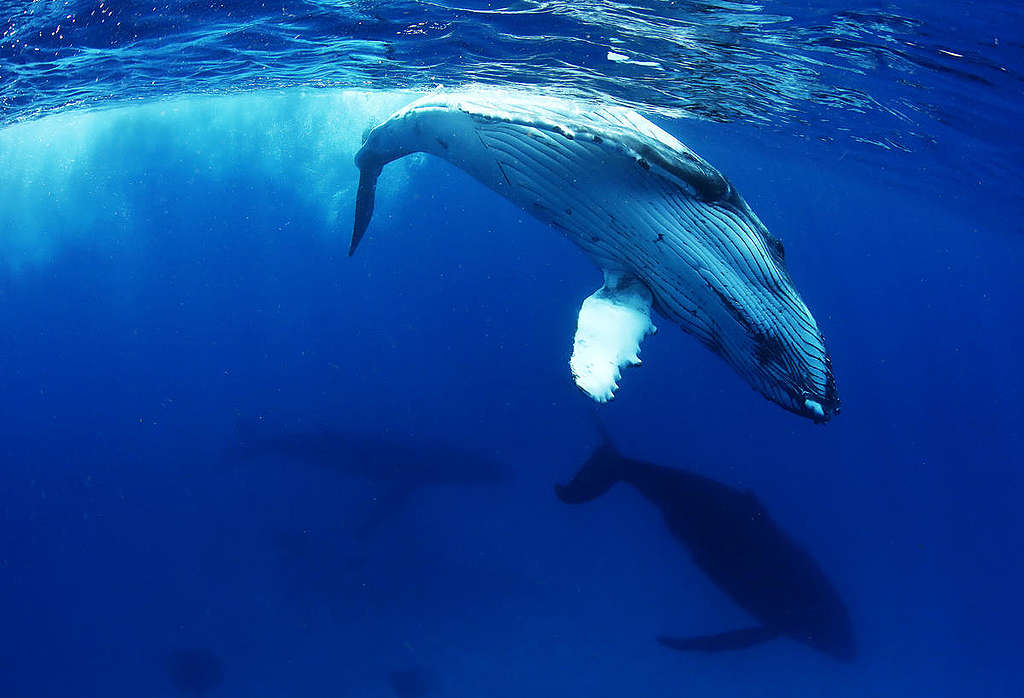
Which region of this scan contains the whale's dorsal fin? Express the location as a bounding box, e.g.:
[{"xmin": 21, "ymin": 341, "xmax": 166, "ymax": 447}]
[
  {"xmin": 657, "ymin": 626, "xmax": 781, "ymax": 653},
  {"xmin": 569, "ymin": 271, "xmax": 657, "ymax": 402}
]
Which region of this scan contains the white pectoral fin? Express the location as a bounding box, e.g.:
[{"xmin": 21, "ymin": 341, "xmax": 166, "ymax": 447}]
[{"xmin": 570, "ymin": 272, "xmax": 657, "ymax": 402}]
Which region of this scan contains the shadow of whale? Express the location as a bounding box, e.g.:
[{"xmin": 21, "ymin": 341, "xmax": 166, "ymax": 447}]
[
  {"xmin": 232, "ymin": 420, "xmax": 512, "ymax": 534},
  {"xmin": 556, "ymin": 427, "xmax": 855, "ymax": 661}
]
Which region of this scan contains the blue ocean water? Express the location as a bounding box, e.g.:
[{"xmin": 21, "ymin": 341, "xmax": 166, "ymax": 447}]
[{"xmin": 1, "ymin": 2, "xmax": 1022, "ymax": 697}]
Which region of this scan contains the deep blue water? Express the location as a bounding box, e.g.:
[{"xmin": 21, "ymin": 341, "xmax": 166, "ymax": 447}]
[{"xmin": 1, "ymin": 2, "xmax": 1022, "ymax": 697}]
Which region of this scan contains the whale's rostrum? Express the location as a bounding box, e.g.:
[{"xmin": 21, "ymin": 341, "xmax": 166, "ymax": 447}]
[{"xmin": 351, "ymin": 90, "xmax": 838, "ymax": 422}]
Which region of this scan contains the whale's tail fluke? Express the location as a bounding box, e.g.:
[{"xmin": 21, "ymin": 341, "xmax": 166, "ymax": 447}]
[
  {"xmin": 554, "ymin": 422, "xmax": 627, "ymax": 504},
  {"xmin": 657, "ymin": 627, "xmax": 781, "ymax": 653},
  {"xmin": 350, "ymin": 164, "xmax": 382, "ymax": 256}
]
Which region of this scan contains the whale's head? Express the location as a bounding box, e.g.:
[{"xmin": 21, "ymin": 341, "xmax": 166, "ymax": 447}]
[
  {"xmin": 665, "ymin": 185, "xmax": 840, "ymax": 423},
  {"xmin": 797, "ymin": 579, "xmax": 857, "ymax": 661}
]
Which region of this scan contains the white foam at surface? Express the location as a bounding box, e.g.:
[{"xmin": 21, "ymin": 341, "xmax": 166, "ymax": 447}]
[
  {"xmin": 570, "ymin": 274, "xmax": 657, "ymax": 402},
  {"xmin": 606, "ymin": 50, "xmax": 661, "ymax": 69}
]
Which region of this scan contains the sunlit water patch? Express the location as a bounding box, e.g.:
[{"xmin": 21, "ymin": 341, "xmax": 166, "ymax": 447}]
[{"xmin": 0, "ymin": 89, "xmax": 417, "ymax": 273}]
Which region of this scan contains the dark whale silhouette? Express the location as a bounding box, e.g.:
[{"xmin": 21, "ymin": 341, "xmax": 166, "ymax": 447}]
[
  {"xmin": 233, "ymin": 421, "xmax": 511, "ymax": 533},
  {"xmin": 555, "ymin": 429, "xmax": 856, "ymax": 661}
]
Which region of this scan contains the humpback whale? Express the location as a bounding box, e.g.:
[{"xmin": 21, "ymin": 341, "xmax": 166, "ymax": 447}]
[
  {"xmin": 351, "ymin": 89, "xmax": 838, "ymax": 421},
  {"xmin": 232, "ymin": 422, "xmax": 510, "ymax": 533},
  {"xmin": 233, "ymin": 422, "xmax": 509, "ymax": 486},
  {"xmin": 556, "ymin": 429, "xmax": 856, "ymax": 661}
]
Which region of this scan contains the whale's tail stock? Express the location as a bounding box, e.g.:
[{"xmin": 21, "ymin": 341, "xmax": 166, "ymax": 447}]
[{"xmin": 349, "ymin": 111, "xmax": 412, "ymax": 257}]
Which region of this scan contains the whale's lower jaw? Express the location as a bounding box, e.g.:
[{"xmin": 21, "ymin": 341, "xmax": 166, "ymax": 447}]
[
  {"xmin": 649, "ymin": 272, "xmax": 839, "ymax": 422},
  {"xmin": 352, "ymin": 90, "xmax": 839, "ymax": 420}
]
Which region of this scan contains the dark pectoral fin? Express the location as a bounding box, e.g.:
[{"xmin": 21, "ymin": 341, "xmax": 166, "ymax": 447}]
[
  {"xmin": 350, "ymin": 165, "xmax": 382, "ymax": 256},
  {"xmin": 657, "ymin": 626, "xmax": 780, "ymax": 653}
]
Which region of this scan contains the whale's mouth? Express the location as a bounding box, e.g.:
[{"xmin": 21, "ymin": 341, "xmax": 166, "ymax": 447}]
[
  {"xmin": 796, "ymin": 379, "xmax": 840, "ymax": 423},
  {"xmin": 803, "ymin": 398, "xmax": 831, "ymax": 423}
]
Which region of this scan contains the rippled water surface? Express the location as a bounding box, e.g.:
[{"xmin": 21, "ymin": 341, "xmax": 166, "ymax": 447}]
[{"xmin": 2, "ymin": 1, "xmax": 1022, "ymax": 180}]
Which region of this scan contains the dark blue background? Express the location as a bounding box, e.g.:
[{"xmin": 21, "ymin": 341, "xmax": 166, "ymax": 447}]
[{"xmin": 0, "ymin": 90, "xmax": 1021, "ymax": 697}]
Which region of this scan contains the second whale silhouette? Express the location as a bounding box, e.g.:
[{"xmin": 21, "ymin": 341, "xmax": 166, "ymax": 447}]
[
  {"xmin": 556, "ymin": 429, "xmax": 855, "ymax": 661},
  {"xmin": 233, "ymin": 421, "xmax": 511, "ymax": 534}
]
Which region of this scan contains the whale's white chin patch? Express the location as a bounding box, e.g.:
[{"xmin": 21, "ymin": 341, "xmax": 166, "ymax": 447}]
[{"xmin": 570, "ymin": 272, "xmax": 657, "ymax": 402}]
